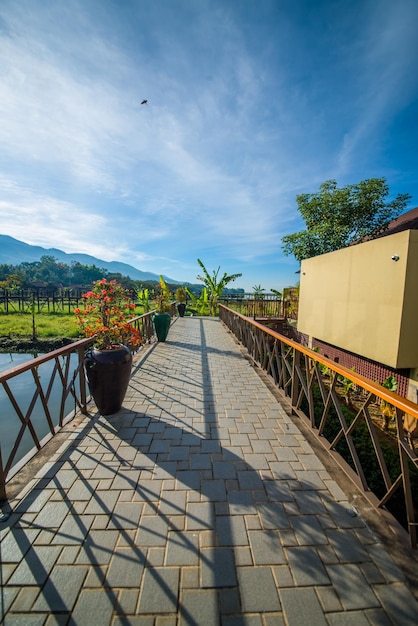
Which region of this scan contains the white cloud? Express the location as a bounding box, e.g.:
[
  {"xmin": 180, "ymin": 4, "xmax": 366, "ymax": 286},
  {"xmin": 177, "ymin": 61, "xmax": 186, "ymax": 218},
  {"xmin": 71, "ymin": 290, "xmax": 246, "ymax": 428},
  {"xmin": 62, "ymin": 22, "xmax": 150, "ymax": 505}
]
[
  {"xmin": 0, "ymin": 0, "xmax": 416, "ymax": 289},
  {"xmin": 0, "ymin": 175, "xmax": 111, "ymax": 256}
]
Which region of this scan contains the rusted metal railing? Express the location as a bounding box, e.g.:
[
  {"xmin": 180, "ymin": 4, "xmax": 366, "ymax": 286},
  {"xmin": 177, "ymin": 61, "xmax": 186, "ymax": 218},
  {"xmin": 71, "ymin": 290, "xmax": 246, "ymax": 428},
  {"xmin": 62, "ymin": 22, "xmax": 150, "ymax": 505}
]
[
  {"xmin": 0, "ymin": 310, "xmax": 166, "ymax": 501},
  {"xmin": 0, "ymin": 337, "xmax": 93, "ymax": 501},
  {"xmin": 128, "ymin": 309, "xmax": 158, "ymax": 342},
  {"xmin": 220, "ymin": 304, "xmax": 418, "ymax": 548}
]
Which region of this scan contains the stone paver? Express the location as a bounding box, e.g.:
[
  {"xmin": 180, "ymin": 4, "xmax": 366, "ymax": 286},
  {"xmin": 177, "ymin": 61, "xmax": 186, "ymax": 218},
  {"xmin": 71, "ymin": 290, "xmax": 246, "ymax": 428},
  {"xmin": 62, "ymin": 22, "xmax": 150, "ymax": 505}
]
[{"xmin": 1, "ymin": 316, "xmax": 418, "ymax": 624}]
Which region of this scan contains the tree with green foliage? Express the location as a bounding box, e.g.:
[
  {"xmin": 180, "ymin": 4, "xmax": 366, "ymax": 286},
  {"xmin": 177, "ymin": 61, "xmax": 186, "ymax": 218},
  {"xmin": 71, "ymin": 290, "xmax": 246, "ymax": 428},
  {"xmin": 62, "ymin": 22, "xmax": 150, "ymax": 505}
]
[
  {"xmin": 0, "ymin": 266, "xmax": 23, "ymax": 289},
  {"xmin": 34, "ymin": 255, "xmax": 71, "ymax": 286},
  {"xmin": 196, "ymin": 259, "xmax": 242, "ymax": 316},
  {"xmin": 281, "ymin": 178, "xmax": 411, "ymax": 262},
  {"xmin": 0, "ymin": 256, "xmax": 163, "ymax": 293},
  {"xmin": 71, "ymin": 262, "xmax": 107, "ymax": 285}
]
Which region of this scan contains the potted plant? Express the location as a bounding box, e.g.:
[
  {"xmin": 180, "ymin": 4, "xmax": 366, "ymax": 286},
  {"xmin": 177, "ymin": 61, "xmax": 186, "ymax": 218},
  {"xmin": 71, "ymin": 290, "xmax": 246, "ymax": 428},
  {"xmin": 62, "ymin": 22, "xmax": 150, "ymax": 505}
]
[
  {"xmin": 175, "ymin": 286, "xmax": 187, "ymax": 317},
  {"xmin": 153, "ymin": 276, "xmax": 172, "ymax": 342},
  {"xmin": 74, "ymin": 279, "xmax": 141, "ymax": 415}
]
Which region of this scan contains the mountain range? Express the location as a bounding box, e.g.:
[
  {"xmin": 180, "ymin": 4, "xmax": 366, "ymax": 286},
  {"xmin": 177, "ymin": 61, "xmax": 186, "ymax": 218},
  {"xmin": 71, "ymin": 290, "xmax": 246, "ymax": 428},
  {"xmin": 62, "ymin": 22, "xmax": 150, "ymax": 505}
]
[{"xmin": 0, "ymin": 234, "xmax": 179, "ymax": 284}]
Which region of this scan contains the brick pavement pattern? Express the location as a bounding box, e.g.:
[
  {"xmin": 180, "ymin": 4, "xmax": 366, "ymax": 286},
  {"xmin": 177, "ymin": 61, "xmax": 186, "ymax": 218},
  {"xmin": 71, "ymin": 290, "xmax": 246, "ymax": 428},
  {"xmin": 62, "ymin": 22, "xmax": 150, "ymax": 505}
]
[{"xmin": 1, "ymin": 317, "xmax": 418, "ymax": 624}]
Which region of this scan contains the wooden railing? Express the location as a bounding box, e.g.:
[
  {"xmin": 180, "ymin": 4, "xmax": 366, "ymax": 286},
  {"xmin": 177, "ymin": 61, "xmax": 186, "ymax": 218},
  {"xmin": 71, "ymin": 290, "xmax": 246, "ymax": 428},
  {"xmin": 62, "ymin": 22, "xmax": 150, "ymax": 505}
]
[
  {"xmin": 220, "ymin": 297, "xmax": 283, "ymax": 319},
  {"xmin": 219, "ymin": 305, "xmax": 418, "ymax": 548},
  {"xmin": 0, "ymin": 310, "xmax": 168, "ymax": 501}
]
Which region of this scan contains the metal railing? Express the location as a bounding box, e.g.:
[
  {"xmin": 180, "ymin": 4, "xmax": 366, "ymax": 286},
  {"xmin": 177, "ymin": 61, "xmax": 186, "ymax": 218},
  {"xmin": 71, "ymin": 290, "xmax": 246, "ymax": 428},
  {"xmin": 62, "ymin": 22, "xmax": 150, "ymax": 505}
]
[
  {"xmin": 0, "ymin": 310, "xmax": 166, "ymax": 501},
  {"xmin": 0, "ymin": 337, "xmax": 93, "ymax": 500},
  {"xmin": 127, "ymin": 309, "xmax": 158, "ymax": 342},
  {"xmin": 219, "ymin": 304, "xmax": 418, "ymax": 548},
  {"xmin": 129, "ymin": 302, "xmax": 177, "ymax": 335}
]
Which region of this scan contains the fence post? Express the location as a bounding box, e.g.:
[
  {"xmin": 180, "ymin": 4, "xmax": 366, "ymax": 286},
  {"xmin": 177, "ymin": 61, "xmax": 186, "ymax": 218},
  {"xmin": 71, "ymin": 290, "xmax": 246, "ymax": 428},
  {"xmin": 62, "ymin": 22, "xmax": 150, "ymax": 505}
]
[
  {"xmin": 0, "ymin": 446, "xmax": 6, "ymax": 502},
  {"xmin": 291, "ymin": 348, "xmax": 300, "ymax": 409},
  {"xmin": 77, "ymin": 345, "xmax": 88, "ymax": 414}
]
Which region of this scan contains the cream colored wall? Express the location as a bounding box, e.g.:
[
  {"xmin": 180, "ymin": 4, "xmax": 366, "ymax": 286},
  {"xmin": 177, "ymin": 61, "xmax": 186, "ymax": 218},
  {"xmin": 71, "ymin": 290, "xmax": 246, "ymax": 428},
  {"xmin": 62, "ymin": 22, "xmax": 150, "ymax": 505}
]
[
  {"xmin": 297, "ymin": 230, "xmax": 417, "ymax": 368},
  {"xmin": 398, "ymin": 231, "xmax": 418, "ymax": 367}
]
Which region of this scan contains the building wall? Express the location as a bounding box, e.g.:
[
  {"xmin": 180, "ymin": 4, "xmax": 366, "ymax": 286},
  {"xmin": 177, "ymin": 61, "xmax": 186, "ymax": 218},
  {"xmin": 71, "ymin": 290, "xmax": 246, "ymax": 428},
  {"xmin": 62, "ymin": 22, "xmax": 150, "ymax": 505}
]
[
  {"xmin": 297, "ymin": 230, "xmax": 418, "ymax": 369},
  {"xmin": 397, "ymin": 231, "xmax": 418, "ymax": 366}
]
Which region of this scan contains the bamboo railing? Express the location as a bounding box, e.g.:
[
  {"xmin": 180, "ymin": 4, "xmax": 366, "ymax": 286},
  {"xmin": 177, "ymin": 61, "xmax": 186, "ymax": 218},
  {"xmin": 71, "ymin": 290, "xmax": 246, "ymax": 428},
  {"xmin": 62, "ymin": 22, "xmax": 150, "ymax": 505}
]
[{"xmin": 219, "ymin": 304, "xmax": 418, "ymax": 548}]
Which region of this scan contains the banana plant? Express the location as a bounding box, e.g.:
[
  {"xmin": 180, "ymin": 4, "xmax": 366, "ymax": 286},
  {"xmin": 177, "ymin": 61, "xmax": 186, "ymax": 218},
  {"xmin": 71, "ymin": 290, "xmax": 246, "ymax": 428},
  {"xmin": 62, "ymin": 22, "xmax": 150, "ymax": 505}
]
[
  {"xmin": 185, "ymin": 286, "xmax": 209, "ymax": 315},
  {"xmin": 196, "ymin": 259, "xmax": 242, "ymax": 316},
  {"xmin": 137, "ymin": 288, "xmax": 152, "ymax": 313},
  {"xmin": 154, "ymin": 275, "xmax": 172, "ymax": 313},
  {"xmin": 159, "ymin": 275, "xmax": 170, "ymax": 298}
]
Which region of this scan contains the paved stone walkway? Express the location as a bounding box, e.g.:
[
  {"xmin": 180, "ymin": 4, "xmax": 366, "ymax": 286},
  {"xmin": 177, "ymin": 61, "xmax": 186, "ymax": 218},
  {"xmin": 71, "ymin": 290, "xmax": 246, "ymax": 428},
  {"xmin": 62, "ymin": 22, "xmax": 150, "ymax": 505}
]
[{"xmin": 1, "ymin": 317, "xmax": 418, "ymax": 625}]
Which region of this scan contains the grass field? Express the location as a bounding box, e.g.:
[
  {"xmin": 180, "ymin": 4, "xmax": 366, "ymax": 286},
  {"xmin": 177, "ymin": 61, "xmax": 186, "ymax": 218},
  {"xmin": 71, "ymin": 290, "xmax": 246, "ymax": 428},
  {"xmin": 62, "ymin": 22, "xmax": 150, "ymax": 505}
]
[{"xmin": 0, "ymin": 307, "xmax": 146, "ymax": 339}]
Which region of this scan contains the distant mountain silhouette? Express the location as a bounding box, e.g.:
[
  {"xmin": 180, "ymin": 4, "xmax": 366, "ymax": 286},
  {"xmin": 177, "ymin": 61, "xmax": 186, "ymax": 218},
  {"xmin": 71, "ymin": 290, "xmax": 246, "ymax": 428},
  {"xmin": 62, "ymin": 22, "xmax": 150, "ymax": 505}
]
[{"xmin": 0, "ymin": 234, "xmax": 179, "ymax": 284}]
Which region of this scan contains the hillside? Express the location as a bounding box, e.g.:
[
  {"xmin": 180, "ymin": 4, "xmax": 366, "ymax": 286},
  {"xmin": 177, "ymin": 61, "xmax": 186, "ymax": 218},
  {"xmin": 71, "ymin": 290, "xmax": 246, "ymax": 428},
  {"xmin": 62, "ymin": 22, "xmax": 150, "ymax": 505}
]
[{"xmin": 0, "ymin": 234, "xmax": 179, "ymax": 284}]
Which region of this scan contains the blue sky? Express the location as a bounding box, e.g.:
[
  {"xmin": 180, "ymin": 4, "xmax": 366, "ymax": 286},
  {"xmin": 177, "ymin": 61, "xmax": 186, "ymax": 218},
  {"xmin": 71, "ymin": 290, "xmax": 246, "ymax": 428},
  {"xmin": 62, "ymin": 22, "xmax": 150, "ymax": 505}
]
[{"xmin": 1, "ymin": 0, "xmax": 417, "ymax": 291}]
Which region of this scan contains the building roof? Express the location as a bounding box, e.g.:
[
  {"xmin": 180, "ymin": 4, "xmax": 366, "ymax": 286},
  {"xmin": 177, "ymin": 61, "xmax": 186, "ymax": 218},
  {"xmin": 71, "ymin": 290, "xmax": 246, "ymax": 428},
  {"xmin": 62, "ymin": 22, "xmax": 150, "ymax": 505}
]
[{"xmin": 378, "ymin": 206, "xmax": 418, "ymax": 237}]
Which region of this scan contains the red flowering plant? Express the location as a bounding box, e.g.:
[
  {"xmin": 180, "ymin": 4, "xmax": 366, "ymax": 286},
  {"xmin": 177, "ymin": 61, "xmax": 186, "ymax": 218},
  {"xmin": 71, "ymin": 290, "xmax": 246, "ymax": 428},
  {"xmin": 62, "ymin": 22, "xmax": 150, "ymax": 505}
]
[{"xmin": 74, "ymin": 279, "xmax": 141, "ymax": 351}]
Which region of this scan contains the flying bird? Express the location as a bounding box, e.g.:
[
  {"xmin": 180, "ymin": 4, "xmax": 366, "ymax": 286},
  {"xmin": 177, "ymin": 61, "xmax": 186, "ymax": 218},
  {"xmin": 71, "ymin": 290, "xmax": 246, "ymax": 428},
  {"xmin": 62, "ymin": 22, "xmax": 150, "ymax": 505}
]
[{"xmin": 141, "ymin": 99, "xmax": 148, "ymax": 105}]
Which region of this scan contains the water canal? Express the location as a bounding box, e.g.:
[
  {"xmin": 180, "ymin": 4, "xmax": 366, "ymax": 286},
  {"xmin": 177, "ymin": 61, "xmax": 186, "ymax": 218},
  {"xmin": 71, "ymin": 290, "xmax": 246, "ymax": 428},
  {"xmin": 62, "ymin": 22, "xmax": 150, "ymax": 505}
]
[{"xmin": 0, "ymin": 352, "xmax": 78, "ymax": 469}]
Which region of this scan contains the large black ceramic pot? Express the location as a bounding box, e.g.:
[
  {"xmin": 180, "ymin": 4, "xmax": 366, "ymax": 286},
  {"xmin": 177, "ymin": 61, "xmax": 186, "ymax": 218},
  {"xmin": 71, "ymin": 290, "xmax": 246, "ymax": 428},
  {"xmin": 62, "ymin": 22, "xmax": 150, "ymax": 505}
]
[
  {"xmin": 85, "ymin": 345, "xmax": 132, "ymax": 415},
  {"xmin": 153, "ymin": 313, "xmax": 171, "ymax": 342},
  {"xmin": 177, "ymin": 302, "xmax": 186, "ymax": 317}
]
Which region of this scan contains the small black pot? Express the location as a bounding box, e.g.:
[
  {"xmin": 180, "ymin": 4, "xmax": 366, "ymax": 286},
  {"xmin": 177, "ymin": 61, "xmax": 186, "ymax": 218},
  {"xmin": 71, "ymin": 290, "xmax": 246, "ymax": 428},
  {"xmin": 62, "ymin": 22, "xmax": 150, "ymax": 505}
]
[
  {"xmin": 177, "ymin": 302, "xmax": 186, "ymax": 317},
  {"xmin": 85, "ymin": 345, "xmax": 132, "ymax": 415}
]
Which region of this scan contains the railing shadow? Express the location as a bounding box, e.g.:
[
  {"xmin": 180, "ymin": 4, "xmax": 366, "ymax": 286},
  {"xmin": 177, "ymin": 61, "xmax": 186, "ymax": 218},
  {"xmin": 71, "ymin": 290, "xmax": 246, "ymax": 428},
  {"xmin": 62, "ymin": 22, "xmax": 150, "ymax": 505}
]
[
  {"xmin": 2, "ymin": 317, "xmax": 417, "ymax": 623},
  {"xmin": 2, "ymin": 408, "xmax": 373, "ymax": 623}
]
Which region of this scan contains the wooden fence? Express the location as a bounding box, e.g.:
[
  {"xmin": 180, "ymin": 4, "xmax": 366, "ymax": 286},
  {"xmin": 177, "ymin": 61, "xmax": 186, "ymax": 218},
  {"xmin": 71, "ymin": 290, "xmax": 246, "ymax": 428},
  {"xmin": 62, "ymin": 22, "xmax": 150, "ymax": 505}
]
[{"xmin": 0, "ymin": 289, "xmax": 86, "ymax": 314}]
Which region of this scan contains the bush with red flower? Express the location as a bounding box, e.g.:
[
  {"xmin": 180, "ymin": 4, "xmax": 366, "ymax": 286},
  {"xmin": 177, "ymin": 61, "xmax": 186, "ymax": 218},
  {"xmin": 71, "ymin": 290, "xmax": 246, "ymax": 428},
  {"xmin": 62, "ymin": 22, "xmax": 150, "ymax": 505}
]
[{"xmin": 74, "ymin": 279, "xmax": 141, "ymax": 351}]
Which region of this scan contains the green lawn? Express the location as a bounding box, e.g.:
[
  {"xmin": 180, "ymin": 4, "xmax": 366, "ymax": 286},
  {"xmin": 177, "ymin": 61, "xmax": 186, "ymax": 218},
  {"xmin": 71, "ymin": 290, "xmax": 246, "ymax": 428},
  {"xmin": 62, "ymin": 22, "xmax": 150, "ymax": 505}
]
[{"xmin": 0, "ymin": 307, "xmax": 146, "ymax": 339}]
